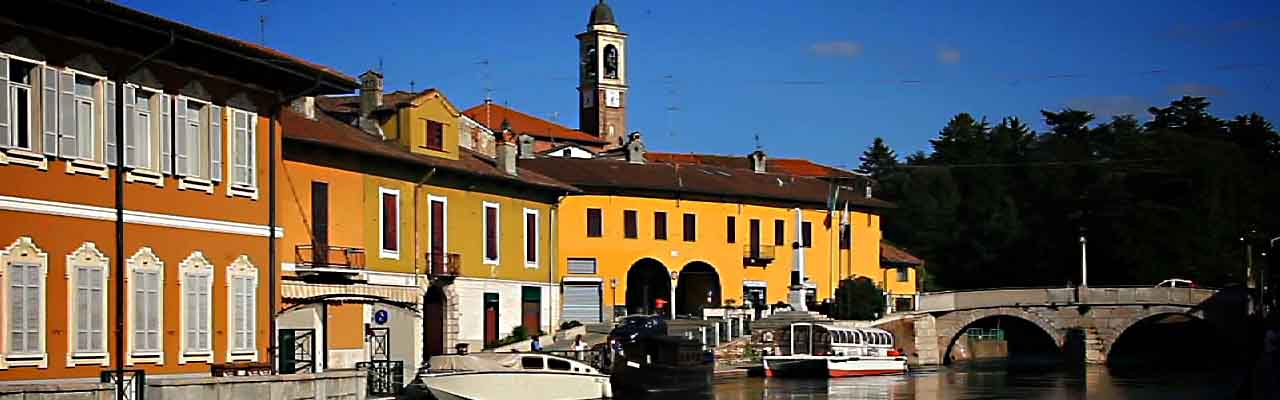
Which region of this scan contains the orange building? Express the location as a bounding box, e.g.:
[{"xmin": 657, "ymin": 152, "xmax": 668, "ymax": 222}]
[{"xmin": 0, "ymin": 1, "xmax": 354, "ymax": 385}]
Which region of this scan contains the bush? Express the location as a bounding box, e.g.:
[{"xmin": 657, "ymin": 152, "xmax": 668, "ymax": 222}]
[
  {"xmin": 559, "ymin": 320, "xmax": 584, "ymax": 331},
  {"xmin": 833, "ymin": 277, "xmax": 887, "ymax": 320}
]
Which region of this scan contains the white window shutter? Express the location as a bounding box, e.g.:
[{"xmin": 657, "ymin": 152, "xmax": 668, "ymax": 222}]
[
  {"xmin": 174, "ymin": 99, "xmax": 189, "ymax": 176},
  {"xmin": 209, "ymin": 105, "xmax": 222, "ymax": 182},
  {"xmin": 58, "ymin": 70, "xmax": 76, "ymax": 159},
  {"xmin": 124, "ymin": 85, "xmax": 138, "ymax": 167},
  {"xmin": 105, "ymin": 81, "xmax": 117, "ymax": 166},
  {"xmin": 160, "ymin": 94, "xmax": 172, "ymax": 174},
  {"xmin": 249, "ymin": 116, "xmax": 258, "ymax": 186},
  {"xmin": 0, "ymin": 56, "xmax": 9, "ymax": 148},
  {"xmin": 42, "ymin": 67, "xmax": 58, "ymax": 156}
]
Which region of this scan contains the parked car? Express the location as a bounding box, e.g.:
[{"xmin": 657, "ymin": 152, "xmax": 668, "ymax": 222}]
[{"xmin": 1156, "ymin": 278, "xmax": 1196, "ymax": 288}]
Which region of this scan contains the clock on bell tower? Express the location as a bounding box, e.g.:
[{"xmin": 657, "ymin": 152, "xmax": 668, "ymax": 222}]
[{"xmin": 577, "ymin": 0, "xmax": 628, "ymax": 148}]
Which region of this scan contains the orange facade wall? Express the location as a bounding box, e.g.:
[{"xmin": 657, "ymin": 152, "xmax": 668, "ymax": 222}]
[
  {"xmin": 278, "ymin": 159, "xmax": 366, "ymax": 273},
  {"xmin": 327, "ymin": 304, "xmax": 365, "ymax": 350},
  {"xmin": 0, "ymin": 210, "xmax": 270, "ymax": 381}
]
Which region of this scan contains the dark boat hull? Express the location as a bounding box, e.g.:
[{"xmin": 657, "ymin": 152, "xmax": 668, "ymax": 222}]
[{"xmin": 610, "ymin": 359, "xmax": 713, "ymax": 394}]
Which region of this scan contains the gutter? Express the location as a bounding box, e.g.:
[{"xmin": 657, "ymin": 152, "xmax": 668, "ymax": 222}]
[{"xmin": 113, "ymin": 30, "xmax": 175, "ymax": 400}]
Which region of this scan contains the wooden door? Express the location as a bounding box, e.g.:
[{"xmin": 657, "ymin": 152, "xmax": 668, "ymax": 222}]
[
  {"xmin": 521, "ymin": 287, "xmax": 541, "ymax": 335},
  {"xmin": 483, "ymin": 293, "xmax": 499, "ymax": 346}
]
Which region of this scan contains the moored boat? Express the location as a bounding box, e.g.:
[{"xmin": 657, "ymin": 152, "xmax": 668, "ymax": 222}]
[
  {"xmin": 605, "ymin": 315, "xmax": 714, "ymax": 394},
  {"xmin": 762, "ymin": 323, "xmax": 907, "ymax": 378},
  {"xmin": 417, "ymin": 353, "xmax": 612, "ymax": 400}
]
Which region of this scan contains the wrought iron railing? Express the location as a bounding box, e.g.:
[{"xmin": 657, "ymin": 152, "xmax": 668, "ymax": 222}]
[
  {"xmin": 743, "ymin": 244, "xmax": 776, "ymax": 264},
  {"xmin": 102, "ymin": 370, "xmax": 145, "ymax": 400},
  {"xmin": 425, "ymin": 252, "xmax": 462, "ymax": 277},
  {"xmin": 356, "ymin": 360, "xmax": 404, "ymax": 397},
  {"xmin": 295, "ymin": 244, "xmax": 366, "ymax": 270}
]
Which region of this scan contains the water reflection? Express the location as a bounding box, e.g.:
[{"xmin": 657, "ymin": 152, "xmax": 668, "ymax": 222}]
[{"xmin": 618, "ymin": 361, "xmax": 1244, "ymax": 400}]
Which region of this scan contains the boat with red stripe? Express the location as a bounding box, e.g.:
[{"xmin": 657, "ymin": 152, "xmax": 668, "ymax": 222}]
[{"xmin": 763, "ymin": 323, "xmax": 908, "ymax": 378}]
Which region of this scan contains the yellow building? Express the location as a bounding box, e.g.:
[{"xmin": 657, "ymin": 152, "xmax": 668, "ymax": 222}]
[
  {"xmin": 520, "ymin": 139, "xmax": 894, "ymax": 323},
  {"xmin": 276, "ymin": 72, "xmax": 575, "ymax": 382}
]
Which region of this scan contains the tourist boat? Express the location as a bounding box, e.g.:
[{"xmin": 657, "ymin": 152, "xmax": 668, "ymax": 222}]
[
  {"xmin": 606, "ymin": 315, "xmax": 715, "ymax": 393},
  {"xmin": 417, "ymin": 352, "xmax": 613, "ymax": 400},
  {"xmin": 762, "ymin": 323, "xmax": 908, "ymax": 378}
]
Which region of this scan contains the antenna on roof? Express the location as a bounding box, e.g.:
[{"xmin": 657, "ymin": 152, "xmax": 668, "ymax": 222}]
[
  {"xmin": 477, "ymin": 57, "xmax": 494, "ymax": 128},
  {"xmin": 754, "ymin": 132, "xmax": 762, "ymax": 151},
  {"xmin": 378, "ymin": 57, "xmax": 384, "ymax": 74},
  {"xmin": 240, "ymin": 0, "xmax": 271, "ymax": 44},
  {"xmin": 663, "ymin": 73, "xmax": 680, "ymax": 137},
  {"xmin": 409, "ymin": 80, "xmax": 416, "ymax": 92}
]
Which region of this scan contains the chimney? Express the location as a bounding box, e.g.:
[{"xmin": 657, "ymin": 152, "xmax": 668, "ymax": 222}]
[
  {"xmin": 624, "ymin": 131, "xmax": 646, "ymax": 164},
  {"xmin": 291, "ymin": 96, "xmax": 316, "ymax": 120},
  {"xmin": 496, "ymin": 127, "xmax": 518, "ymax": 176},
  {"xmin": 517, "ymin": 134, "xmax": 536, "ymax": 159},
  {"xmin": 358, "ymin": 70, "xmax": 384, "ymax": 137},
  {"xmin": 749, "ymin": 150, "xmax": 767, "ymax": 173}
]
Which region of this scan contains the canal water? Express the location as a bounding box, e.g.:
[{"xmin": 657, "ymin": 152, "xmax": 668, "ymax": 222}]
[{"xmin": 623, "ymin": 362, "xmax": 1248, "ymax": 399}]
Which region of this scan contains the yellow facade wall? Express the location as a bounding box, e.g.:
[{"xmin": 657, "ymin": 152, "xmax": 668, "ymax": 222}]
[
  {"xmin": 418, "ymin": 183, "xmax": 557, "ymax": 282},
  {"xmin": 555, "ymin": 194, "xmax": 885, "ymax": 310},
  {"xmin": 383, "ymin": 92, "xmax": 462, "ymax": 161}
]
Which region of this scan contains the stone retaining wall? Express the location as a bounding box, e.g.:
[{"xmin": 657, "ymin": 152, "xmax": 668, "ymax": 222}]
[
  {"xmin": 0, "ymin": 381, "xmax": 113, "ymax": 400},
  {"xmin": 145, "ymin": 369, "xmax": 366, "ymax": 400}
]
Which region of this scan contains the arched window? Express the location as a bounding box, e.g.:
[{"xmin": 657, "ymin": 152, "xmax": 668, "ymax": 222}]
[
  {"xmin": 226, "ymin": 255, "xmax": 258, "ymax": 362},
  {"xmin": 66, "ymin": 242, "xmax": 108, "ymax": 366},
  {"xmin": 1, "ymin": 236, "xmax": 49, "ymax": 369},
  {"xmin": 179, "ymin": 251, "xmax": 213, "ymax": 364},
  {"xmin": 127, "ymin": 247, "xmax": 164, "ymax": 365}
]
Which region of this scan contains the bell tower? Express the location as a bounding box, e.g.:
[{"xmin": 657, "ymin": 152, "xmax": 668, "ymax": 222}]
[{"xmin": 577, "ymin": 0, "xmax": 628, "ymax": 148}]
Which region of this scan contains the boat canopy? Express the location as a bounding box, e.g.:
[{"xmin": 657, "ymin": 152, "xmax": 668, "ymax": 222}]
[{"xmin": 776, "ymin": 323, "xmax": 896, "ymax": 356}]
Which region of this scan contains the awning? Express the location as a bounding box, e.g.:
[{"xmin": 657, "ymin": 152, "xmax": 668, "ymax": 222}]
[{"xmin": 281, "ymin": 281, "xmax": 421, "ymax": 305}]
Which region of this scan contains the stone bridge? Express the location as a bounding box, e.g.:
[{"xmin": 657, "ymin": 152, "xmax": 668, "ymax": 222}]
[{"xmin": 876, "ymin": 286, "xmax": 1250, "ymax": 365}]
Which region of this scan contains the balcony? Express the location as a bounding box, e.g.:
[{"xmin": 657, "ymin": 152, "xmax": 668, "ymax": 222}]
[
  {"xmin": 425, "ymin": 252, "xmax": 462, "ymax": 279},
  {"xmin": 743, "ymin": 244, "xmax": 776, "ymax": 267},
  {"xmin": 295, "ymin": 244, "xmax": 367, "ymax": 280}
]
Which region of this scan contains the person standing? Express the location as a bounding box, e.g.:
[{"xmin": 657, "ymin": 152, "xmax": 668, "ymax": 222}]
[
  {"xmin": 531, "ymin": 335, "xmax": 544, "ymax": 352},
  {"xmin": 573, "ymin": 334, "xmax": 588, "ymax": 352}
]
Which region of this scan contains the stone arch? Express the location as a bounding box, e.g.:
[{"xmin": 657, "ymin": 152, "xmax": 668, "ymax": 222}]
[
  {"xmin": 935, "ymin": 307, "xmax": 1065, "ymax": 363},
  {"xmin": 1099, "ymin": 305, "xmax": 1201, "ymax": 359},
  {"xmin": 625, "ymin": 258, "xmax": 671, "ymax": 317},
  {"xmin": 674, "ymin": 261, "xmax": 721, "ymax": 318}
]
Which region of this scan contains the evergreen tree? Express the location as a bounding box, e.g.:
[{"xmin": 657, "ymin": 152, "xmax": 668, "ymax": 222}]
[{"xmin": 858, "ymin": 137, "xmax": 899, "ymax": 180}]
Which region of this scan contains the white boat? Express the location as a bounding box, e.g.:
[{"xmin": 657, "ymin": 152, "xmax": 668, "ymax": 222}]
[
  {"xmin": 762, "ymin": 323, "xmax": 908, "ymax": 378},
  {"xmin": 419, "ymin": 353, "xmax": 613, "ymax": 400}
]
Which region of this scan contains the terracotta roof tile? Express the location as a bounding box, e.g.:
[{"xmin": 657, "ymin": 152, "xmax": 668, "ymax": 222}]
[
  {"xmin": 280, "ymin": 109, "xmax": 576, "ymax": 193},
  {"xmin": 645, "ymin": 152, "xmax": 861, "ymax": 179},
  {"xmin": 519, "ymin": 157, "xmax": 892, "ymax": 209},
  {"xmin": 461, "ymin": 103, "xmax": 609, "ymax": 144},
  {"xmin": 881, "ymin": 242, "xmax": 924, "ymax": 267},
  {"xmin": 316, "ymin": 90, "xmax": 438, "ymax": 114}
]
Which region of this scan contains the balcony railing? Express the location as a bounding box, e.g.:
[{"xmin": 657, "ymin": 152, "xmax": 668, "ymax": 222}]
[
  {"xmin": 425, "ymin": 252, "xmax": 462, "ymax": 278},
  {"xmin": 743, "ymin": 244, "xmax": 776, "ymax": 266},
  {"xmin": 295, "ymin": 244, "xmax": 367, "ymax": 271}
]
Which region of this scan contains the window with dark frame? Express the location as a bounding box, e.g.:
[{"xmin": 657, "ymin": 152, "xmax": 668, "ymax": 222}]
[
  {"xmin": 897, "ymin": 266, "xmax": 909, "ymax": 282},
  {"xmin": 484, "ymin": 204, "xmax": 499, "ymax": 261},
  {"xmin": 586, "ymin": 208, "xmax": 603, "ymax": 237},
  {"xmin": 623, "ymin": 210, "xmax": 638, "ymax": 239},
  {"xmin": 802, "ymin": 221, "xmax": 813, "ymax": 248},
  {"xmin": 682, "ymin": 213, "xmax": 696, "ymax": 242},
  {"xmin": 654, "ymin": 211, "xmax": 667, "ymax": 240},
  {"xmin": 525, "ymin": 211, "xmax": 538, "ymax": 264},
  {"xmin": 425, "ymin": 119, "xmax": 445, "ymax": 151},
  {"xmin": 381, "ymin": 192, "xmax": 398, "ymax": 252},
  {"xmin": 726, "ymin": 216, "xmax": 736, "ymax": 243},
  {"xmin": 774, "ymin": 219, "xmax": 785, "ymax": 246}
]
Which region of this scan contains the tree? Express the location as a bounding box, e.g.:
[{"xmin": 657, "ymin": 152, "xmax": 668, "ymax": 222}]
[
  {"xmin": 833, "ymin": 277, "xmax": 886, "ymax": 320},
  {"xmin": 858, "ymin": 137, "xmax": 898, "ymax": 180}
]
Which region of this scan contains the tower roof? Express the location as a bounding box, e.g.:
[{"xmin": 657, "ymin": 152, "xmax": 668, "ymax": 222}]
[{"xmin": 589, "ymin": 1, "xmax": 617, "ymax": 27}]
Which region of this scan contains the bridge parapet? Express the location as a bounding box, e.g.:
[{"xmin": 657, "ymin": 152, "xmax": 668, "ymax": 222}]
[{"xmin": 918, "ymin": 286, "xmax": 1217, "ymax": 312}]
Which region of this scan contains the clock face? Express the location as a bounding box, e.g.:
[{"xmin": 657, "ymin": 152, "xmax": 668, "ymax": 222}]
[
  {"xmin": 581, "ymin": 90, "xmax": 595, "ymax": 108},
  {"xmin": 605, "ymin": 89, "xmax": 621, "ymax": 108}
]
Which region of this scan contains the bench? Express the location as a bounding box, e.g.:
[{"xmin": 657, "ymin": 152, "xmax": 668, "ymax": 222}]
[{"xmin": 210, "ymin": 362, "xmax": 273, "ymax": 377}]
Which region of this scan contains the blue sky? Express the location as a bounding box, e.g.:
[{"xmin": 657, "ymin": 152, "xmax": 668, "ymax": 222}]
[{"xmin": 122, "ymin": 1, "xmax": 1279, "ymax": 169}]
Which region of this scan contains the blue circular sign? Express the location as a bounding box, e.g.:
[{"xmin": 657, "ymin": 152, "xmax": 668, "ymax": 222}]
[{"xmin": 373, "ymin": 309, "xmax": 389, "ymax": 325}]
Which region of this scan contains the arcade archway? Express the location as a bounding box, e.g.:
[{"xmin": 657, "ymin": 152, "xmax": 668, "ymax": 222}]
[
  {"xmin": 675, "ymin": 261, "xmax": 721, "ymax": 318},
  {"xmin": 625, "ymin": 258, "xmax": 672, "ymax": 317},
  {"xmin": 423, "ymin": 285, "xmax": 447, "ymax": 358}
]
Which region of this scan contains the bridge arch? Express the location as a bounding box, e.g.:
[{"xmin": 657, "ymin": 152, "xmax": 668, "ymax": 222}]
[
  {"xmin": 936, "ymin": 307, "xmax": 1064, "ymax": 364},
  {"xmin": 1102, "ymin": 306, "xmax": 1214, "ymax": 363}
]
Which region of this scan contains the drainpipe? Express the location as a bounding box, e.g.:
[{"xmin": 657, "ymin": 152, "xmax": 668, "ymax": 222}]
[
  {"xmin": 269, "ymin": 76, "xmax": 326, "ymax": 371},
  {"xmin": 113, "ymin": 31, "xmax": 174, "ymax": 400},
  {"xmin": 550, "ymin": 194, "xmax": 563, "ymax": 334}
]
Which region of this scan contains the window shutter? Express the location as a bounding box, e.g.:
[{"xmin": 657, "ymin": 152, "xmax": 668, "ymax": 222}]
[
  {"xmin": 90, "ymin": 268, "xmax": 103, "ymax": 351},
  {"xmin": 41, "ymin": 67, "xmax": 58, "ymax": 155},
  {"xmin": 184, "ymin": 277, "xmax": 196, "ymax": 349},
  {"xmin": 58, "ymin": 70, "xmax": 76, "ymax": 158},
  {"xmin": 209, "ymin": 105, "xmax": 222, "ymax": 182},
  {"xmin": 123, "ymin": 85, "xmax": 138, "ymax": 167},
  {"xmin": 105, "ymin": 81, "xmax": 118, "ymax": 166},
  {"xmin": 160, "ymin": 94, "xmax": 172, "ymax": 174},
  {"xmin": 0, "ymin": 56, "xmax": 9, "ymax": 148},
  {"xmin": 174, "ymin": 99, "xmax": 189, "ymax": 176}
]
